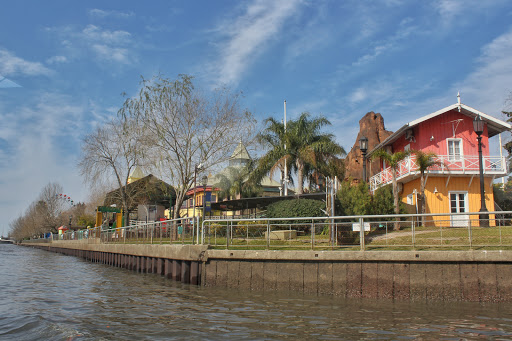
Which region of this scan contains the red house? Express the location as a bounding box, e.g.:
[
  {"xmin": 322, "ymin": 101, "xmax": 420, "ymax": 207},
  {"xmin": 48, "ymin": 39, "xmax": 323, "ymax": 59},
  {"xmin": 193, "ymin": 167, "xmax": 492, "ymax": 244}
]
[{"xmin": 367, "ymin": 96, "xmax": 510, "ymax": 226}]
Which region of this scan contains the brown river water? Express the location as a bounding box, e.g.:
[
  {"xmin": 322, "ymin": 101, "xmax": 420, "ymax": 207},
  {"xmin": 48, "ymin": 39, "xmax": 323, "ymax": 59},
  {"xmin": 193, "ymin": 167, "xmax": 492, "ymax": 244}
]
[{"xmin": 1, "ymin": 244, "xmax": 512, "ymax": 340}]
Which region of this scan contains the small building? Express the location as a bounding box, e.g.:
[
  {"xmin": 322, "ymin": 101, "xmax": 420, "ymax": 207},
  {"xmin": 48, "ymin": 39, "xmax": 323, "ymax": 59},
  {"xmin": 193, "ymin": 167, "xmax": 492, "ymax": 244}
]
[
  {"xmin": 103, "ymin": 172, "xmax": 175, "ymax": 223},
  {"xmin": 368, "ymin": 97, "xmax": 510, "ymax": 226}
]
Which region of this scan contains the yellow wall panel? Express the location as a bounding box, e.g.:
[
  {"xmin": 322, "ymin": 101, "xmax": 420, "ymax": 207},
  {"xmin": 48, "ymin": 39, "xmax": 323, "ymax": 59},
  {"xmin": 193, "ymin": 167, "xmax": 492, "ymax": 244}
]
[{"xmin": 400, "ymin": 176, "xmax": 495, "ymax": 227}]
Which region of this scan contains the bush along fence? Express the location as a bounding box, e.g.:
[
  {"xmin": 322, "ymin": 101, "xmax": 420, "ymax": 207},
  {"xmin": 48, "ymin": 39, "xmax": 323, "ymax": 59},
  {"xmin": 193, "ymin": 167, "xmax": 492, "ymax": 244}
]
[{"xmin": 22, "ymin": 210, "xmax": 512, "ymax": 251}]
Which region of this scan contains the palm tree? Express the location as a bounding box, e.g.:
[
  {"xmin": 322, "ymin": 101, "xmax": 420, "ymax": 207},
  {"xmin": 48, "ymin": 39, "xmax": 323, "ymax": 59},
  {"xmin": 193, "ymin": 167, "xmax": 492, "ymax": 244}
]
[
  {"xmin": 250, "ymin": 118, "xmax": 291, "ymax": 190},
  {"xmin": 253, "ymin": 112, "xmax": 345, "ymax": 194},
  {"xmin": 413, "ymin": 150, "xmax": 441, "ymax": 225},
  {"xmin": 215, "ymin": 161, "xmax": 261, "ymax": 201},
  {"xmin": 371, "ymin": 149, "xmax": 411, "ymax": 230}
]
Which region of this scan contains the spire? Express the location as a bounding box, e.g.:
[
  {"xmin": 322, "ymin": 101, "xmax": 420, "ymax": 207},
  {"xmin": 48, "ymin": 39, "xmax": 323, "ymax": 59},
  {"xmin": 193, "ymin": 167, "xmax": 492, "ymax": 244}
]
[
  {"xmin": 127, "ymin": 166, "xmax": 144, "ymax": 184},
  {"xmin": 229, "ymin": 141, "xmax": 251, "ymax": 167}
]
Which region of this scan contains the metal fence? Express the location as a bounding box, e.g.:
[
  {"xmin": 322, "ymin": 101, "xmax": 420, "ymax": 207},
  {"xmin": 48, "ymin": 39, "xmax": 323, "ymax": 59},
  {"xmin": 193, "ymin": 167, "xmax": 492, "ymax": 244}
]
[
  {"xmin": 201, "ymin": 211, "xmax": 512, "ymax": 250},
  {"xmin": 28, "ymin": 211, "xmax": 512, "ymax": 251}
]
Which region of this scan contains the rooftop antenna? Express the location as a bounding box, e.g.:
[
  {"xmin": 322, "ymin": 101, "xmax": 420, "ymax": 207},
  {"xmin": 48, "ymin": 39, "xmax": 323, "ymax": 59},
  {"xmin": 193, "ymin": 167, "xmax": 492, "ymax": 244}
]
[{"xmin": 457, "ymin": 92, "xmax": 461, "ymax": 112}]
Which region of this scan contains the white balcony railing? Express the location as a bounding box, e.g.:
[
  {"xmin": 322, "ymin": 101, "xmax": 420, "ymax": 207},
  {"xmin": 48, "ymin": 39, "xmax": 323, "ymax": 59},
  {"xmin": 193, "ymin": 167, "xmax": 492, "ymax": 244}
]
[{"xmin": 369, "ymin": 155, "xmax": 507, "ymax": 192}]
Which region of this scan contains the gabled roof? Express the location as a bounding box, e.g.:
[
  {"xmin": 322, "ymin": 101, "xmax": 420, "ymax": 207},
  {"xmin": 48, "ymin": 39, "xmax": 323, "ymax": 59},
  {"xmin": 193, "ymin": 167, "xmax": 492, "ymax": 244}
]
[
  {"xmin": 229, "ymin": 141, "xmax": 251, "ymax": 161},
  {"xmin": 104, "ymin": 174, "xmax": 175, "ymax": 210},
  {"xmin": 368, "ymin": 102, "xmax": 511, "ymax": 156}
]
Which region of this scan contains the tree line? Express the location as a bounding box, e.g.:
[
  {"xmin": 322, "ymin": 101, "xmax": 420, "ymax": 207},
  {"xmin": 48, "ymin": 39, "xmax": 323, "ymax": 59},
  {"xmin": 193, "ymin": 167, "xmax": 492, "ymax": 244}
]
[{"xmin": 9, "ymin": 183, "xmax": 96, "ymax": 240}]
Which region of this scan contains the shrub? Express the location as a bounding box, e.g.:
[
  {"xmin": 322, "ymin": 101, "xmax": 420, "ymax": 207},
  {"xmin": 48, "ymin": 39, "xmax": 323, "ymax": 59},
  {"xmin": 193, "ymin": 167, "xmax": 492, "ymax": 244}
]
[
  {"xmin": 266, "ymin": 199, "xmax": 325, "ymax": 220},
  {"xmin": 337, "ymin": 180, "xmax": 372, "ymax": 216},
  {"xmin": 337, "ymin": 180, "xmax": 405, "ymax": 221}
]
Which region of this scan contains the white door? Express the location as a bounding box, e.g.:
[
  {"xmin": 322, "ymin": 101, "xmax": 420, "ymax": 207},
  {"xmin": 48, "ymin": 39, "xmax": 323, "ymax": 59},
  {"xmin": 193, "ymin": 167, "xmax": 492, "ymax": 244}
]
[{"xmin": 449, "ymin": 192, "xmax": 469, "ymax": 227}]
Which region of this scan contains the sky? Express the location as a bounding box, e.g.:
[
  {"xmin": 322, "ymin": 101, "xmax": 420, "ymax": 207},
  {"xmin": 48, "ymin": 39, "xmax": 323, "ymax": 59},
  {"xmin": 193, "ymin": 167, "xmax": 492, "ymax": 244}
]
[{"xmin": 1, "ymin": 0, "xmax": 512, "ymax": 236}]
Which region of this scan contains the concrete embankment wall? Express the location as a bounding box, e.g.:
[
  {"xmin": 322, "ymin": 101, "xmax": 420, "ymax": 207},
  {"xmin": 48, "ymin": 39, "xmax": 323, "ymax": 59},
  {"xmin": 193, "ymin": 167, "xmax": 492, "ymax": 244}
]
[
  {"xmin": 25, "ymin": 241, "xmax": 207, "ymax": 285},
  {"xmin": 22, "ymin": 241, "xmax": 512, "ymax": 302}
]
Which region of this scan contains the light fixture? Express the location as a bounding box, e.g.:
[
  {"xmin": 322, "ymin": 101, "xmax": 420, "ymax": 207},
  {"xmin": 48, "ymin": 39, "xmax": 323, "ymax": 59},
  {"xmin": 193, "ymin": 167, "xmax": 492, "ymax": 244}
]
[
  {"xmin": 473, "ymin": 115, "xmax": 484, "ymax": 135},
  {"xmin": 359, "ymin": 136, "xmax": 369, "ymax": 182},
  {"xmin": 430, "ymin": 135, "xmax": 434, "ymax": 141},
  {"xmin": 473, "ymin": 114, "xmax": 488, "ymax": 225},
  {"xmin": 434, "ymin": 187, "xmax": 438, "ymax": 194}
]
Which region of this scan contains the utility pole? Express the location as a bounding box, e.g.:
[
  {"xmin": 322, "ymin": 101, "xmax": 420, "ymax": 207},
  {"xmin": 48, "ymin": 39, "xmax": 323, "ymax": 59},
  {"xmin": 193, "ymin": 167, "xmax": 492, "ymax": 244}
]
[{"xmin": 284, "ymin": 100, "xmax": 288, "ymax": 196}]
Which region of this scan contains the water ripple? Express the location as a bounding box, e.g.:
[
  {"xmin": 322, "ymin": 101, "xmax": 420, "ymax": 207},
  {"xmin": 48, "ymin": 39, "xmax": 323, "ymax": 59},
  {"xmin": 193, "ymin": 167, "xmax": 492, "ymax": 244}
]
[{"xmin": 2, "ymin": 244, "xmax": 512, "ymax": 340}]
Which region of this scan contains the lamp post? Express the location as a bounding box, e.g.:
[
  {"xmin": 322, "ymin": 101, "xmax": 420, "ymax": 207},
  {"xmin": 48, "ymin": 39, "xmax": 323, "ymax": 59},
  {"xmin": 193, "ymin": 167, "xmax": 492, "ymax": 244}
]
[
  {"xmin": 192, "ymin": 163, "xmax": 202, "ymax": 244},
  {"xmin": 359, "ymin": 136, "xmax": 369, "ymax": 182},
  {"xmin": 201, "ymin": 175, "xmax": 208, "ymax": 244},
  {"xmin": 473, "ymin": 115, "xmax": 489, "ymax": 226}
]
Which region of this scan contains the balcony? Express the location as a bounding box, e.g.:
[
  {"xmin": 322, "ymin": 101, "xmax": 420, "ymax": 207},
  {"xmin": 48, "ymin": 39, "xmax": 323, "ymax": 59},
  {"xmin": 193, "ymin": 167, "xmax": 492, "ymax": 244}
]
[{"xmin": 369, "ymin": 155, "xmax": 507, "ymax": 192}]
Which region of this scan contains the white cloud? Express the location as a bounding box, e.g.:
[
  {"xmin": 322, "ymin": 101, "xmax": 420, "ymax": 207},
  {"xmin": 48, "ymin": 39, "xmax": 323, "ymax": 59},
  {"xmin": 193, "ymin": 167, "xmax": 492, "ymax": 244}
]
[
  {"xmin": 82, "ymin": 24, "xmax": 132, "ymax": 45},
  {"xmin": 92, "ymin": 44, "xmax": 130, "ymax": 64},
  {"xmin": 435, "ymin": 0, "xmax": 509, "ymax": 22},
  {"xmin": 352, "ymin": 21, "xmax": 417, "ymax": 67},
  {"xmin": 284, "ymin": 3, "xmax": 330, "ymax": 64},
  {"xmin": 0, "ymin": 48, "xmax": 52, "ymax": 76},
  {"xmin": 46, "ymin": 24, "xmax": 135, "ymax": 65},
  {"xmin": 456, "ymin": 27, "xmax": 512, "ymax": 115},
  {"xmin": 212, "ymin": 0, "xmax": 303, "ymax": 85},
  {"xmin": 46, "ymin": 55, "xmax": 68, "ymax": 64},
  {"xmin": 349, "ymin": 88, "xmax": 367, "ymax": 103},
  {"xmin": 88, "ymin": 9, "xmax": 134, "ymax": 19}
]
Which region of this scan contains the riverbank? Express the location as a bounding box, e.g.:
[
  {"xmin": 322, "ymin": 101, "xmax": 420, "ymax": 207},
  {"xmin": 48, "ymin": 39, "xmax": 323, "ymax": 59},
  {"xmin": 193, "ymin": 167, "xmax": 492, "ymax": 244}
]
[{"xmin": 22, "ymin": 241, "xmax": 512, "ymax": 302}]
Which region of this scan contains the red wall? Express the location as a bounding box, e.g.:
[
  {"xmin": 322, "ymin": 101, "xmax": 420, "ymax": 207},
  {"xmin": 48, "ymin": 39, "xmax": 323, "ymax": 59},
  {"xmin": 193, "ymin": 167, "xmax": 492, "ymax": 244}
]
[{"xmin": 391, "ymin": 110, "xmax": 489, "ymax": 156}]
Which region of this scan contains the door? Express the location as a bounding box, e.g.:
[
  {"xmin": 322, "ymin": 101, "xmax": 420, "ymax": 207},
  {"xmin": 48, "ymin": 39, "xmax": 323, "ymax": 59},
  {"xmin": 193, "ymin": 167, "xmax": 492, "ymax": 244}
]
[{"xmin": 449, "ymin": 191, "xmax": 469, "ymax": 227}]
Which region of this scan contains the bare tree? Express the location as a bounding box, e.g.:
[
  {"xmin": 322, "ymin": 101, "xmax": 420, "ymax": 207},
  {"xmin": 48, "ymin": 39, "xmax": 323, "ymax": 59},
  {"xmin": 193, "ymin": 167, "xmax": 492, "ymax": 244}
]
[
  {"xmin": 9, "ymin": 182, "xmax": 66, "ymax": 239},
  {"xmin": 119, "ymin": 74, "xmax": 255, "ymax": 220},
  {"xmin": 79, "ymin": 117, "xmax": 147, "ymax": 224}
]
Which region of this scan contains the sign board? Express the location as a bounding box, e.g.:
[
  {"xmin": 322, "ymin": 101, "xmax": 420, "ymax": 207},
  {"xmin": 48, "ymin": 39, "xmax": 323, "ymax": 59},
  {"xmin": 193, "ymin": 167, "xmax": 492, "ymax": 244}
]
[
  {"xmin": 352, "ymin": 222, "xmax": 371, "ymax": 232},
  {"xmin": 205, "ymin": 192, "xmax": 212, "ymax": 212}
]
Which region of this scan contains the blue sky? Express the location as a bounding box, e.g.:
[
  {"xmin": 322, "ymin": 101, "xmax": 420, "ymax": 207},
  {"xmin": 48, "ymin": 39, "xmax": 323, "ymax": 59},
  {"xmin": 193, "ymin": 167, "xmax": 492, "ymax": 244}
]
[{"xmin": 1, "ymin": 0, "xmax": 512, "ymax": 236}]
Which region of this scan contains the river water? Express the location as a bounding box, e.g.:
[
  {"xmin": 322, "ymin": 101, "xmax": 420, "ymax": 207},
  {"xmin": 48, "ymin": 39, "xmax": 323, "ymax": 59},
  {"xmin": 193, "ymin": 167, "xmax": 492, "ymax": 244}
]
[{"xmin": 2, "ymin": 244, "xmax": 512, "ymax": 340}]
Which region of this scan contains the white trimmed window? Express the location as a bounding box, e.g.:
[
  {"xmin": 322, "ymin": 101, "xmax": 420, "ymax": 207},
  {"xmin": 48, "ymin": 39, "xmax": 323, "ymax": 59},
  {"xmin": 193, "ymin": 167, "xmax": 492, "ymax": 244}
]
[{"xmin": 447, "ymin": 139, "xmax": 463, "ymax": 161}]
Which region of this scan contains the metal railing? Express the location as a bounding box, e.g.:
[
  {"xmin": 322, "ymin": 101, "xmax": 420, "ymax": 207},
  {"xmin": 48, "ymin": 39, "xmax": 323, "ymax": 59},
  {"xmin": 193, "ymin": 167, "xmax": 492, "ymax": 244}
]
[
  {"xmin": 27, "ymin": 211, "xmax": 512, "ymax": 251},
  {"xmin": 369, "ymin": 155, "xmax": 506, "ymax": 191},
  {"xmin": 201, "ymin": 211, "xmax": 512, "ymax": 250}
]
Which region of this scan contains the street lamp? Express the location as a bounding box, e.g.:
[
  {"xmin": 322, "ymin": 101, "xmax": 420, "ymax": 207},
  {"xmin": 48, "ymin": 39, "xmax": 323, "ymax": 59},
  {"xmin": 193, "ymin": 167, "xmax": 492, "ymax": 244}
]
[
  {"xmin": 359, "ymin": 136, "xmax": 369, "ymax": 182},
  {"xmin": 473, "ymin": 115, "xmax": 488, "ymax": 226},
  {"xmin": 192, "ymin": 163, "xmax": 203, "ymax": 244},
  {"xmin": 202, "ymin": 175, "xmax": 208, "ymax": 222}
]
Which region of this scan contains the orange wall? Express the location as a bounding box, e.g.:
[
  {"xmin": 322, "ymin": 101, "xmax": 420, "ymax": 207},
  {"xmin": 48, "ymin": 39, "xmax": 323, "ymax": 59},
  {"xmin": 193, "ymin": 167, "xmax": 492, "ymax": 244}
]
[{"xmin": 401, "ymin": 176, "xmax": 495, "ymax": 226}]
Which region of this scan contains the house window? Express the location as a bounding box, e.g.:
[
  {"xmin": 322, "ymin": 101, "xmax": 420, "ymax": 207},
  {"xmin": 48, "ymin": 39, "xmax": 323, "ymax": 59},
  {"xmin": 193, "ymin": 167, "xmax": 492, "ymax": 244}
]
[
  {"xmin": 211, "ymin": 194, "xmax": 217, "ymax": 203},
  {"xmin": 450, "ymin": 192, "xmax": 467, "ymax": 213},
  {"xmin": 447, "ymin": 139, "xmax": 462, "ymax": 161},
  {"xmin": 406, "ymin": 194, "xmax": 414, "ymax": 205}
]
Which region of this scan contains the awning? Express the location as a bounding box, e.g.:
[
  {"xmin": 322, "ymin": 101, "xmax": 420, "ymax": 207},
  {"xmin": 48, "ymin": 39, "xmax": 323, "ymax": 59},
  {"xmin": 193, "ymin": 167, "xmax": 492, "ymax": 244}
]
[{"xmin": 211, "ymin": 193, "xmax": 326, "ymax": 211}]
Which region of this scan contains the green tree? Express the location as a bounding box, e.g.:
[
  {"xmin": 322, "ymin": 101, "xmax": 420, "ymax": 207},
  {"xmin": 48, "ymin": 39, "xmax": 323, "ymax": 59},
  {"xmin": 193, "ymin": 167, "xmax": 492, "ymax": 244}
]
[
  {"xmin": 337, "ymin": 182, "xmax": 402, "ymax": 226},
  {"xmin": 413, "ymin": 150, "xmax": 441, "ymax": 225},
  {"xmin": 371, "ymin": 149, "xmax": 411, "ymax": 230},
  {"xmin": 371, "ymin": 185, "xmax": 398, "ymax": 217},
  {"xmin": 214, "ymin": 162, "xmax": 262, "ymax": 201},
  {"xmin": 254, "ymin": 112, "xmax": 345, "ymax": 194},
  {"xmin": 338, "ymin": 180, "xmax": 372, "ymax": 216},
  {"xmin": 502, "ymin": 111, "xmax": 512, "ymax": 170},
  {"xmin": 493, "ymin": 179, "xmax": 512, "ymax": 211}
]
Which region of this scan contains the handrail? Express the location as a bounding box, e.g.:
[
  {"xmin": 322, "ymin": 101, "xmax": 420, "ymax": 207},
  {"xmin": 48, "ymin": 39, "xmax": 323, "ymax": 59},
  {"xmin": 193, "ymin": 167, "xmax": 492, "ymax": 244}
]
[{"xmin": 370, "ymin": 155, "xmax": 506, "ymax": 191}]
